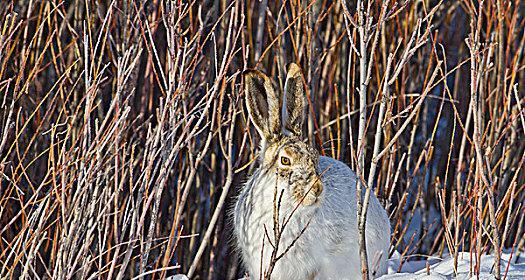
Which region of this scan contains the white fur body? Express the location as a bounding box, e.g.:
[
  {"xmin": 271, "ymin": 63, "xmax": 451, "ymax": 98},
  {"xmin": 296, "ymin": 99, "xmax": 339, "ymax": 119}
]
[{"xmin": 234, "ymin": 156, "xmax": 391, "ymax": 280}]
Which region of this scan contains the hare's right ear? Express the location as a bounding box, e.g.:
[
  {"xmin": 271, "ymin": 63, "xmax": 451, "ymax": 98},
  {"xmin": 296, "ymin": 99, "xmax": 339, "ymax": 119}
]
[
  {"xmin": 283, "ymin": 63, "xmax": 306, "ymax": 137},
  {"xmin": 244, "ymin": 70, "xmax": 282, "ymax": 141}
]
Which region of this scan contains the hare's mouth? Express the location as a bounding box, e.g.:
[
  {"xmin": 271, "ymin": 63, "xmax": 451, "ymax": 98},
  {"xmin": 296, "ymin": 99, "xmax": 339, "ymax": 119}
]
[
  {"xmin": 293, "ymin": 180, "xmax": 323, "ymax": 206},
  {"xmin": 304, "ymin": 195, "xmax": 321, "ymax": 205}
]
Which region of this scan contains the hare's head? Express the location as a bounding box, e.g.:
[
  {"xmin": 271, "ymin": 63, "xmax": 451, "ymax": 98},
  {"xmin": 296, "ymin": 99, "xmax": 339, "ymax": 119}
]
[{"xmin": 244, "ymin": 63, "xmax": 322, "ymax": 206}]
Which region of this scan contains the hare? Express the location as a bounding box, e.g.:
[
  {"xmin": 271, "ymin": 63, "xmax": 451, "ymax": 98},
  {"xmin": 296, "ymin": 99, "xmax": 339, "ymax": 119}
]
[{"xmin": 234, "ymin": 63, "xmax": 390, "ymax": 280}]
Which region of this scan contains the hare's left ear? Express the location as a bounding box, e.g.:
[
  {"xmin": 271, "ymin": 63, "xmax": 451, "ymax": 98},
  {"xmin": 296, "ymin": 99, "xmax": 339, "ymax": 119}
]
[
  {"xmin": 283, "ymin": 63, "xmax": 306, "ymax": 137},
  {"xmin": 244, "ymin": 70, "xmax": 283, "ymax": 141}
]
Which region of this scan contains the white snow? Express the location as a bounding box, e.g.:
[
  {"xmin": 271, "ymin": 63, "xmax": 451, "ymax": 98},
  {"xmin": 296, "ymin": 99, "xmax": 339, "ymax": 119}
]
[
  {"xmin": 379, "ymin": 251, "xmax": 525, "ymax": 280},
  {"xmin": 166, "ymin": 275, "xmax": 189, "ymax": 280},
  {"xmin": 176, "ymin": 251, "xmax": 525, "ymax": 279}
]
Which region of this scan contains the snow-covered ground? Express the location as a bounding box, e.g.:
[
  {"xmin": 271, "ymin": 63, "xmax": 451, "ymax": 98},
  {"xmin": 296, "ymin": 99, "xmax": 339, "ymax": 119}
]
[
  {"xmin": 168, "ymin": 251, "xmax": 525, "ymax": 279},
  {"xmin": 379, "ymin": 251, "xmax": 525, "ymax": 280}
]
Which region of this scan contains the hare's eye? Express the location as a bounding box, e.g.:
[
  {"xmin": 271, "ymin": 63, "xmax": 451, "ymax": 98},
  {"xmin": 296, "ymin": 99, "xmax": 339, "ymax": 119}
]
[{"xmin": 280, "ymin": 156, "xmax": 291, "ymax": 166}]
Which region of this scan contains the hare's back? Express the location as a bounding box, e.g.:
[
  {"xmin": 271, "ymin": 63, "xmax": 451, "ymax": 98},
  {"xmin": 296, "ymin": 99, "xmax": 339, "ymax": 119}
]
[
  {"xmin": 317, "ymin": 156, "xmax": 388, "ymax": 223},
  {"xmin": 318, "ymin": 156, "xmax": 358, "ymax": 195}
]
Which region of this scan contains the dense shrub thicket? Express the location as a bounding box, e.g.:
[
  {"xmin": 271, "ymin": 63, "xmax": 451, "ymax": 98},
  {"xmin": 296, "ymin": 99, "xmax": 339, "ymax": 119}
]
[{"xmin": 0, "ymin": 1, "xmax": 524, "ymax": 279}]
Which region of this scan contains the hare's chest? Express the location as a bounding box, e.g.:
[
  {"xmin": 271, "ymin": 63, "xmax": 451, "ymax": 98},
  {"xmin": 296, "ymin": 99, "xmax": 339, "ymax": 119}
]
[
  {"xmin": 233, "ymin": 185, "xmax": 276, "ymax": 279},
  {"xmin": 234, "ymin": 184, "xmax": 274, "ymax": 252},
  {"xmin": 236, "ymin": 189, "xmax": 327, "ymax": 279},
  {"xmin": 235, "ymin": 181, "xmax": 317, "ymax": 252}
]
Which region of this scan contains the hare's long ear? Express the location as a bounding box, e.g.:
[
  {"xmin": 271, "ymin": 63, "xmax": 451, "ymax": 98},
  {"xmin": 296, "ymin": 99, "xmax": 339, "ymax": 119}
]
[
  {"xmin": 283, "ymin": 63, "xmax": 306, "ymax": 137},
  {"xmin": 244, "ymin": 70, "xmax": 282, "ymax": 141}
]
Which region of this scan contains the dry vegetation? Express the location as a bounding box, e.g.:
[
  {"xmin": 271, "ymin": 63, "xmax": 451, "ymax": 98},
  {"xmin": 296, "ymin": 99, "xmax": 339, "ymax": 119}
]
[{"xmin": 0, "ymin": 0, "xmax": 524, "ymax": 279}]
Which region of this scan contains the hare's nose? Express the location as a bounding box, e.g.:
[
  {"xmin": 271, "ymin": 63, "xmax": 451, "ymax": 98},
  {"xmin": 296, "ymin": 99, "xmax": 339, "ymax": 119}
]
[{"xmin": 298, "ymin": 169, "xmax": 313, "ymax": 181}]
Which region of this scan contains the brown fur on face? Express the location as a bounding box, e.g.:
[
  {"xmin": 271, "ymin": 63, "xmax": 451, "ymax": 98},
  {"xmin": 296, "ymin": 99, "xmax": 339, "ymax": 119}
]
[{"xmin": 262, "ymin": 136, "xmax": 323, "ymax": 206}]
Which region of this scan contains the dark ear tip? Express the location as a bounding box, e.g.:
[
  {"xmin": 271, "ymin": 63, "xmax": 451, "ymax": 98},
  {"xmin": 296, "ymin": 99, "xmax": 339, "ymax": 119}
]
[
  {"xmin": 243, "ymin": 69, "xmax": 270, "ymax": 86},
  {"xmin": 242, "ymin": 69, "xmax": 257, "ymax": 76},
  {"xmin": 243, "ymin": 69, "xmax": 263, "ymax": 78}
]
